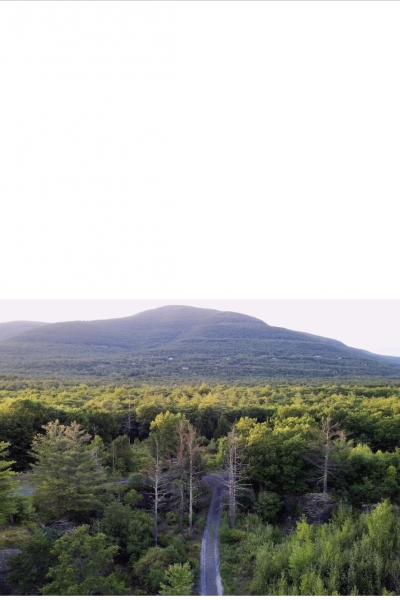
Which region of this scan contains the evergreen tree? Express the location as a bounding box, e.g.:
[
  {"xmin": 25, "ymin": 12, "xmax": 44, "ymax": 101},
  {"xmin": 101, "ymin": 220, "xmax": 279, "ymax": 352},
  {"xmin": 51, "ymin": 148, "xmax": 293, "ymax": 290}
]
[
  {"xmin": 8, "ymin": 530, "xmax": 54, "ymax": 594},
  {"xmin": 42, "ymin": 525, "xmax": 128, "ymax": 595},
  {"xmin": 0, "ymin": 440, "xmax": 16, "ymax": 524},
  {"xmin": 159, "ymin": 562, "xmax": 194, "ymax": 595},
  {"xmin": 101, "ymin": 500, "xmax": 153, "ymax": 561},
  {"xmin": 31, "ymin": 420, "xmax": 106, "ymax": 522}
]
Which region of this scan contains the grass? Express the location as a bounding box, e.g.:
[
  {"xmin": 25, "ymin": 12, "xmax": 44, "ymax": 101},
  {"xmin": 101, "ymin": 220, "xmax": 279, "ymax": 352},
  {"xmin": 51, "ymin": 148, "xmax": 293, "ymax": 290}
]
[{"xmin": 0, "ymin": 524, "xmax": 32, "ymax": 549}]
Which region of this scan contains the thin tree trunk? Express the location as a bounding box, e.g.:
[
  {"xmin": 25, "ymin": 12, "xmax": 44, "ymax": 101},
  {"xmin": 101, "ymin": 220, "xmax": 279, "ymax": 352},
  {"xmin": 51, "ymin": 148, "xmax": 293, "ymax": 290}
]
[
  {"xmin": 227, "ymin": 428, "xmax": 238, "ymax": 528},
  {"xmin": 188, "ymin": 449, "xmax": 193, "ymax": 534},
  {"xmin": 179, "ymin": 484, "xmax": 184, "ymax": 529},
  {"xmin": 177, "ymin": 421, "xmax": 186, "ymax": 528},
  {"xmin": 153, "ymin": 437, "xmax": 160, "ymax": 545},
  {"xmin": 127, "ymin": 402, "xmax": 132, "ymax": 445},
  {"xmin": 322, "ymin": 437, "xmax": 329, "ymax": 495},
  {"xmin": 112, "ymin": 440, "xmax": 116, "ymax": 473}
]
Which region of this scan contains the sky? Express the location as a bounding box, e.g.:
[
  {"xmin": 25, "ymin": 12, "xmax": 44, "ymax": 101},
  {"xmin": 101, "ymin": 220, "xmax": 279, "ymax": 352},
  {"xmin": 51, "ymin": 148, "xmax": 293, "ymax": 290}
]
[
  {"xmin": 0, "ymin": 300, "xmax": 399, "ymax": 358},
  {"xmin": 0, "ymin": 4, "xmax": 399, "ymax": 358},
  {"xmin": 1, "ymin": 2, "xmax": 400, "ymax": 300}
]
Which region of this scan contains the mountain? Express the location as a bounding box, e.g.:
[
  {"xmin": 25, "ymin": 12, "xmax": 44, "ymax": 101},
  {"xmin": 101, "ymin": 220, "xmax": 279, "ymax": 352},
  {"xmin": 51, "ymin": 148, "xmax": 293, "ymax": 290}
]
[
  {"xmin": 0, "ymin": 305, "xmax": 399, "ymax": 381},
  {"xmin": 0, "ymin": 321, "xmax": 46, "ymax": 342}
]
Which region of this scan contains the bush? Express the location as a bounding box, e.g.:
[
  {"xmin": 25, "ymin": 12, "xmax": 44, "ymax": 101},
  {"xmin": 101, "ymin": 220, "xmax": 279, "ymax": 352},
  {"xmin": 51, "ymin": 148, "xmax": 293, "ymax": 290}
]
[
  {"xmin": 256, "ymin": 491, "xmax": 283, "ymax": 523},
  {"xmin": 132, "ymin": 545, "xmax": 181, "ymax": 593},
  {"xmin": 159, "ymin": 562, "xmax": 194, "ymax": 595},
  {"xmin": 219, "ymin": 525, "xmax": 246, "ymax": 544}
]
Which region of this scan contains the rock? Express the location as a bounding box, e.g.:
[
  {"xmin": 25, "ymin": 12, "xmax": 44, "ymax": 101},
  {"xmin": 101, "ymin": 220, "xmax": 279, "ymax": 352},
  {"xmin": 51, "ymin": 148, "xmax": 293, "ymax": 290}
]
[
  {"xmin": 300, "ymin": 492, "xmax": 335, "ymax": 524},
  {"xmin": 44, "ymin": 519, "xmax": 76, "ymax": 539}
]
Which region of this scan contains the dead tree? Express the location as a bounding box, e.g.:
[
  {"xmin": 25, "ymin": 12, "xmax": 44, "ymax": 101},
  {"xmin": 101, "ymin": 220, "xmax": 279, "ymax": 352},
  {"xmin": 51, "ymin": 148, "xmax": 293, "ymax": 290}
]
[
  {"xmin": 307, "ymin": 416, "xmax": 345, "ymax": 495},
  {"xmin": 185, "ymin": 422, "xmax": 201, "ymax": 535},
  {"xmin": 321, "ymin": 417, "xmax": 345, "ymax": 495},
  {"xmin": 174, "ymin": 419, "xmax": 187, "ymax": 528},
  {"xmin": 225, "ymin": 425, "xmax": 246, "ymax": 528},
  {"xmin": 147, "ymin": 435, "xmax": 169, "ymax": 545},
  {"xmin": 111, "ymin": 439, "xmax": 116, "ymax": 474},
  {"xmin": 124, "ymin": 401, "xmax": 134, "ymax": 444},
  {"xmin": 170, "ymin": 419, "xmax": 202, "ymax": 535}
]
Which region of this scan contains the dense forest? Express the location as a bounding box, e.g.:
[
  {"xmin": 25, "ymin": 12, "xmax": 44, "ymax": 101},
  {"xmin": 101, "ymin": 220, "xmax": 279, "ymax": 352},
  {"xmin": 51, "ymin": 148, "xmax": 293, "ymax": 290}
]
[{"xmin": 1, "ymin": 380, "xmax": 400, "ymax": 595}]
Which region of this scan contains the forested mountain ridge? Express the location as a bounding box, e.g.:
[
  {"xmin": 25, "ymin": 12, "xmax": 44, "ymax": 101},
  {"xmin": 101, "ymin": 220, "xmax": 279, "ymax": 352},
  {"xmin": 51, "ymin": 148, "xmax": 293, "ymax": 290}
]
[
  {"xmin": 0, "ymin": 305, "xmax": 399, "ymax": 380},
  {"xmin": 0, "ymin": 321, "xmax": 46, "ymax": 342}
]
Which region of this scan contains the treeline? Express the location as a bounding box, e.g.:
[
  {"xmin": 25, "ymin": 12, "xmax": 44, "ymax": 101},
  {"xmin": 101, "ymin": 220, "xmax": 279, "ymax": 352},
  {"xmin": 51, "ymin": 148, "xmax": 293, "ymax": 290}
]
[{"xmin": 1, "ymin": 382, "xmax": 399, "ymax": 505}]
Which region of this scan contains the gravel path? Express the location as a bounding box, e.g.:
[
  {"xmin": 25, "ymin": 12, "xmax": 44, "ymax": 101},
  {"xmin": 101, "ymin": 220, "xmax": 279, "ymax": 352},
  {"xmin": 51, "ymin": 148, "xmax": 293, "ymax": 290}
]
[{"xmin": 200, "ymin": 474, "xmax": 225, "ymax": 596}]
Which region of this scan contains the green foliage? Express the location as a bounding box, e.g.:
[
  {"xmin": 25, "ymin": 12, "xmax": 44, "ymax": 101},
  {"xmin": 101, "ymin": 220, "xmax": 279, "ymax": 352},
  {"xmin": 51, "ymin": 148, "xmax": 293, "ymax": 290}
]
[
  {"xmin": 10, "ymin": 495, "xmax": 35, "ymax": 524},
  {"xmin": 132, "ymin": 545, "xmax": 183, "ymax": 593},
  {"xmin": 0, "ymin": 524, "xmax": 32, "ymax": 549},
  {"xmin": 109, "ymin": 435, "xmax": 135, "ymax": 475},
  {"xmin": 2, "ymin": 382, "xmax": 400, "ymax": 595},
  {"xmin": 0, "ymin": 440, "xmax": 16, "ymax": 524},
  {"xmin": 222, "ymin": 501, "xmax": 400, "ymax": 595},
  {"xmin": 159, "ymin": 562, "xmax": 194, "ymax": 595},
  {"xmin": 150, "ymin": 411, "xmax": 183, "ymax": 458},
  {"xmin": 31, "ymin": 420, "xmax": 106, "ymax": 522},
  {"xmin": 238, "ymin": 416, "xmax": 314, "ymax": 495},
  {"xmin": 0, "ymin": 398, "xmax": 66, "ymax": 470},
  {"xmin": 256, "ymin": 491, "xmax": 283, "ymax": 523},
  {"xmin": 42, "ymin": 525, "xmax": 128, "ymax": 595},
  {"xmin": 101, "ymin": 500, "xmax": 153, "ymax": 561},
  {"xmin": 8, "ymin": 530, "xmax": 54, "ymax": 594}
]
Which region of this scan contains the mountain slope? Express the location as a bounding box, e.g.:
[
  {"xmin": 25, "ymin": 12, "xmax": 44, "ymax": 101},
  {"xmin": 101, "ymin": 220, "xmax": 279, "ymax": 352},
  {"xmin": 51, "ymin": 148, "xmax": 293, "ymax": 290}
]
[
  {"xmin": 0, "ymin": 321, "xmax": 46, "ymax": 342},
  {"xmin": 0, "ymin": 305, "xmax": 399, "ymax": 381}
]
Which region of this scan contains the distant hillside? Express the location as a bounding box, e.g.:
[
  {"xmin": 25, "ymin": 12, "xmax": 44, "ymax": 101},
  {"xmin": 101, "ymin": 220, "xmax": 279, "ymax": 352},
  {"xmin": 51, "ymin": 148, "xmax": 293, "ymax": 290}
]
[
  {"xmin": 0, "ymin": 321, "xmax": 46, "ymax": 342},
  {"xmin": 0, "ymin": 305, "xmax": 399, "ymax": 381}
]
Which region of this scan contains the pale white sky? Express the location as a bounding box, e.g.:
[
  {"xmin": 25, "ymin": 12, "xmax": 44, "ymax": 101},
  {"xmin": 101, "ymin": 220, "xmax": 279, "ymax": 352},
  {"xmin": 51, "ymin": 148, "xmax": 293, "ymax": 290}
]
[
  {"xmin": 0, "ymin": 2, "xmax": 400, "ymax": 300},
  {"xmin": 0, "ymin": 3, "xmax": 399, "ymax": 358},
  {"xmin": 0, "ymin": 300, "xmax": 399, "ymax": 357}
]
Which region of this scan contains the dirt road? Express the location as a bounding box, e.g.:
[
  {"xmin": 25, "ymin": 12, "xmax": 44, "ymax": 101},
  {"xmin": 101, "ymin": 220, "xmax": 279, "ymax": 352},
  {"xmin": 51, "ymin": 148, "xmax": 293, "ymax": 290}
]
[{"xmin": 200, "ymin": 474, "xmax": 225, "ymax": 596}]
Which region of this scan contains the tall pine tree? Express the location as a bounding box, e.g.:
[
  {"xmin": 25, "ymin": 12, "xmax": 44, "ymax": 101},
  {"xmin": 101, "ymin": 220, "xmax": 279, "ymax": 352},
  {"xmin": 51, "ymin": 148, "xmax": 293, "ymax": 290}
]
[
  {"xmin": 31, "ymin": 420, "xmax": 106, "ymax": 523},
  {"xmin": 0, "ymin": 440, "xmax": 16, "ymax": 524}
]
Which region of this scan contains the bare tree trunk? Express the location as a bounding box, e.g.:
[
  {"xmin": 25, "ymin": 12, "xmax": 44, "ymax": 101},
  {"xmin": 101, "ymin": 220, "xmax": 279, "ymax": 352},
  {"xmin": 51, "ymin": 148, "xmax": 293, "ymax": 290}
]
[
  {"xmin": 322, "ymin": 425, "xmax": 329, "ymax": 495},
  {"xmin": 318, "ymin": 416, "xmax": 344, "ymax": 496},
  {"xmin": 177, "ymin": 420, "xmax": 186, "ymax": 529},
  {"xmin": 126, "ymin": 402, "xmax": 133, "ymax": 445},
  {"xmin": 112, "ymin": 440, "xmax": 116, "ymax": 474},
  {"xmin": 188, "ymin": 445, "xmax": 193, "ymax": 534},
  {"xmin": 226, "ymin": 426, "xmax": 241, "ymax": 528},
  {"xmin": 186, "ymin": 424, "xmax": 197, "ymax": 535},
  {"xmin": 153, "ymin": 437, "xmax": 161, "ymax": 545},
  {"xmin": 179, "ymin": 484, "xmax": 184, "ymax": 529}
]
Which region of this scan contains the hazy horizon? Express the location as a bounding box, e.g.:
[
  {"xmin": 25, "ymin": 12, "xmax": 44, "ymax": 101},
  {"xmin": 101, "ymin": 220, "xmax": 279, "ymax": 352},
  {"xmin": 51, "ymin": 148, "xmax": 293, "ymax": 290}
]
[{"xmin": 0, "ymin": 300, "xmax": 399, "ymax": 358}]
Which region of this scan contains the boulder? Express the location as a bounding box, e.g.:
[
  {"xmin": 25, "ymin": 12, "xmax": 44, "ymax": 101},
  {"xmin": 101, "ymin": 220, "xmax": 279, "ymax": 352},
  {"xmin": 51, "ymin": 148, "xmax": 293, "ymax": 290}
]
[{"xmin": 299, "ymin": 492, "xmax": 335, "ymax": 524}]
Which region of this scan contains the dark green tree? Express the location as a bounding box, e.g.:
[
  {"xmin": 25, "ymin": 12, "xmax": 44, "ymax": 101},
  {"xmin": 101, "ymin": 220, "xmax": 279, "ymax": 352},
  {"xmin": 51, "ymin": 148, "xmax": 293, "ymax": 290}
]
[
  {"xmin": 133, "ymin": 545, "xmax": 182, "ymax": 594},
  {"xmin": 101, "ymin": 500, "xmax": 153, "ymax": 561},
  {"xmin": 42, "ymin": 526, "xmax": 128, "ymax": 595},
  {"xmin": 8, "ymin": 530, "xmax": 54, "ymax": 594},
  {"xmin": 0, "ymin": 440, "xmax": 16, "ymax": 524},
  {"xmin": 31, "ymin": 420, "xmax": 106, "ymax": 522}
]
